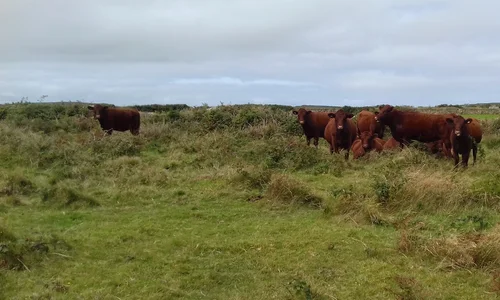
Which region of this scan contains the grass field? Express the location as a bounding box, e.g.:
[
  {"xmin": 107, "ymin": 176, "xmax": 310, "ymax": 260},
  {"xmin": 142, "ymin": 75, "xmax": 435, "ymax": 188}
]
[
  {"xmin": 2, "ymin": 103, "xmax": 500, "ymax": 299},
  {"xmin": 463, "ymin": 114, "xmax": 500, "ymax": 120}
]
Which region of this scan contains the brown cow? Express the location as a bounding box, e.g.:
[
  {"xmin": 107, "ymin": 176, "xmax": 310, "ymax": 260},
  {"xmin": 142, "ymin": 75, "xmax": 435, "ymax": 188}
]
[
  {"xmin": 466, "ymin": 118, "xmax": 483, "ymax": 144},
  {"xmin": 351, "ymin": 139, "xmax": 366, "ymax": 159},
  {"xmin": 382, "ymin": 137, "xmax": 401, "ymax": 151},
  {"xmin": 356, "ymin": 110, "xmax": 385, "ymax": 139},
  {"xmin": 292, "ymin": 108, "xmax": 330, "ymax": 148},
  {"xmin": 88, "ymin": 104, "xmax": 140, "ymax": 135},
  {"xmin": 446, "ymin": 115, "xmax": 477, "ymax": 167},
  {"xmin": 324, "ymin": 109, "xmax": 357, "ymax": 160},
  {"xmin": 375, "ymin": 105, "xmax": 455, "ymax": 155},
  {"xmin": 359, "ymin": 131, "xmax": 385, "ymax": 152}
]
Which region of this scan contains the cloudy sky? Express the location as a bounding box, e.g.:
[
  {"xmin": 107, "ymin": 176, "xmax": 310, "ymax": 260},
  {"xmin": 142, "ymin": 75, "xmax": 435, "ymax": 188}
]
[{"xmin": 1, "ymin": 0, "xmax": 500, "ymax": 107}]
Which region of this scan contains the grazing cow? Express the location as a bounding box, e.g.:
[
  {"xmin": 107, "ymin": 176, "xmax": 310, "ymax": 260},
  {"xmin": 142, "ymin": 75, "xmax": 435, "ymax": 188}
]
[
  {"xmin": 324, "ymin": 109, "xmax": 357, "ymax": 160},
  {"xmin": 88, "ymin": 104, "xmax": 140, "ymax": 135},
  {"xmin": 356, "ymin": 110, "xmax": 385, "ymax": 139},
  {"xmin": 446, "ymin": 116, "xmax": 477, "ymax": 167},
  {"xmin": 382, "ymin": 137, "xmax": 402, "ymax": 151},
  {"xmin": 375, "ymin": 105, "xmax": 455, "ymax": 155},
  {"xmin": 292, "ymin": 108, "xmax": 330, "ymax": 148},
  {"xmin": 351, "ymin": 139, "xmax": 366, "ymax": 159}
]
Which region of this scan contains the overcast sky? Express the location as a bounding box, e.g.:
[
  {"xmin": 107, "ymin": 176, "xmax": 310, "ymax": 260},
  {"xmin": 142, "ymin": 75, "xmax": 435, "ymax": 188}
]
[{"xmin": 1, "ymin": 0, "xmax": 500, "ymax": 107}]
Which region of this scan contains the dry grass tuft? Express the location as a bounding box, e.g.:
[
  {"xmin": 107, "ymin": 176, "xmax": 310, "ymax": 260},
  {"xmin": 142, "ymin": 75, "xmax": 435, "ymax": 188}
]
[{"xmin": 425, "ymin": 225, "xmax": 500, "ymax": 270}]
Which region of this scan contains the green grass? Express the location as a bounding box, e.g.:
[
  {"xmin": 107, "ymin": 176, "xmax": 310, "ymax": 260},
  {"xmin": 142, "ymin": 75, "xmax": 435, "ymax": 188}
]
[{"xmin": 2, "ymin": 104, "xmax": 500, "ymax": 299}]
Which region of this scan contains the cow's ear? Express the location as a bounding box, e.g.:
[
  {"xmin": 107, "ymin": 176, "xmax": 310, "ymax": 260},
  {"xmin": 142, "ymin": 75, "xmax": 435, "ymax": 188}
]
[
  {"xmin": 374, "ymin": 111, "xmax": 379, "ymax": 115},
  {"xmin": 87, "ymin": 105, "xmax": 94, "ymax": 110},
  {"xmin": 446, "ymin": 118, "xmax": 454, "ymax": 125},
  {"xmin": 347, "ymin": 113, "xmax": 354, "ymax": 118},
  {"xmin": 328, "ymin": 113, "xmax": 335, "ymax": 118},
  {"xmin": 378, "ymin": 105, "xmax": 384, "ymax": 110},
  {"xmin": 102, "ymin": 106, "xmax": 109, "ymax": 110},
  {"xmin": 306, "ymin": 110, "xmax": 312, "ymax": 115},
  {"xmin": 466, "ymin": 118, "xmax": 473, "ymax": 124},
  {"xmin": 292, "ymin": 110, "xmax": 298, "ymax": 115},
  {"xmin": 386, "ymin": 106, "xmax": 393, "ymax": 112}
]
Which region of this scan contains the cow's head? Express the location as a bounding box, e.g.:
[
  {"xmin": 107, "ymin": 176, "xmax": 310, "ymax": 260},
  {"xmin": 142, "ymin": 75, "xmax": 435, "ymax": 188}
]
[
  {"xmin": 292, "ymin": 108, "xmax": 311, "ymax": 125},
  {"xmin": 359, "ymin": 131, "xmax": 377, "ymax": 149},
  {"xmin": 446, "ymin": 116, "xmax": 472, "ymax": 137},
  {"xmin": 87, "ymin": 104, "xmax": 109, "ymax": 120},
  {"xmin": 327, "ymin": 109, "xmax": 353, "ymax": 131},
  {"xmin": 375, "ymin": 105, "xmax": 393, "ymax": 124}
]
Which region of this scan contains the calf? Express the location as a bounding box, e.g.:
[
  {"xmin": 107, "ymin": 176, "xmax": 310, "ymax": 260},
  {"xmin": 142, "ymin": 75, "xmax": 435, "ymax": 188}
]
[
  {"xmin": 383, "ymin": 137, "xmax": 402, "ymax": 151},
  {"xmin": 88, "ymin": 104, "xmax": 140, "ymax": 135},
  {"xmin": 375, "ymin": 105, "xmax": 455, "ymax": 155},
  {"xmin": 351, "ymin": 139, "xmax": 366, "ymax": 159},
  {"xmin": 324, "ymin": 109, "xmax": 357, "ymax": 160},
  {"xmin": 292, "ymin": 108, "xmax": 330, "ymax": 148},
  {"xmin": 359, "ymin": 131, "xmax": 385, "ymax": 153},
  {"xmin": 447, "ymin": 116, "xmax": 477, "ymax": 167},
  {"xmin": 357, "ymin": 110, "xmax": 385, "ymax": 139}
]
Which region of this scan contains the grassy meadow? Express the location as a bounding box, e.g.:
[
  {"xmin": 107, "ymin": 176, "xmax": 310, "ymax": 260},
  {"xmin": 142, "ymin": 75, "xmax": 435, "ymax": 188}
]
[{"xmin": 2, "ymin": 102, "xmax": 500, "ymax": 299}]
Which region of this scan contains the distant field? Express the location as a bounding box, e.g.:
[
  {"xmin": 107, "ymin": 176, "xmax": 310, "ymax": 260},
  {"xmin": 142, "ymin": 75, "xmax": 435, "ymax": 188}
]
[{"xmin": 463, "ymin": 114, "xmax": 500, "ymax": 120}]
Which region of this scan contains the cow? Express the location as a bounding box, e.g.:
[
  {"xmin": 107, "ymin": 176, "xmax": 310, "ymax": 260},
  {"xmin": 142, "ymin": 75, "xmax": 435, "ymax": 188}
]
[
  {"xmin": 356, "ymin": 110, "xmax": 385, "ymax": 139},
  {"xmin": 375, "ymin": 105, "xmax": 456, "ymax": 156},
  {"xmin": 446, "ymin": 115, "xmax": 477, "ymax": 167},
  {"xmin": 292, "ymin": 108, "xmax": 330, "ymax": 148},
  {"xmin": 351, "ymin": 139, "xmax": 366, "ymax": 159},
  {"xmin": 324, "ymin": 109, "xmax": 357, "ymax": 160},
  {"xmin": 383, "ymin": 137, "xmax": 402, "ymax": 151},
  {"xmin": 87, "ymin": 104, "xmax": 140, "ymax": 135},
  {"xmin": 359, "ymin": 131, "xmax": 385, "ymax": 153},
  {"xmin": 466, "ymin": 118, "xmax": 483, "ymax": 144}
]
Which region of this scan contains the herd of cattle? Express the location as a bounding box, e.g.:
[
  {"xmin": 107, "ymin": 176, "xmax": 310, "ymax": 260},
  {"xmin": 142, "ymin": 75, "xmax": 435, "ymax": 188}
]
[
  {"xmin": 85, "ymin": 104, "xmax": 482, "ymax": 167},
  {"xmin": 293, "ymin": 105, "xmax": 483, "ymax": 167}
]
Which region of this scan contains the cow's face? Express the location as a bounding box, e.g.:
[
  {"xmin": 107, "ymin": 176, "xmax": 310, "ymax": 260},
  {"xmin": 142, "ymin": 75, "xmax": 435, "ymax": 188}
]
[
  {"xmin": 88, "ymin": 104, "xmax": 108, "ymax": 120},
  {"xmin": 375, "ymin": 105, "xmax": 393, "ymax": 123},
  {"xmin": 446, "ymin": 116, "xmax": 472, "ymax": 137},
  {"xmin": 292, "ymin": 108, "xmax": 311, "ymax": 125},
  {"xmin": 328, "ymin": 109, "xmax": 353, "ymax": 130},
  {"xmin": 360, "ymin": 131, "xmax": 376, "ymax": 149}
]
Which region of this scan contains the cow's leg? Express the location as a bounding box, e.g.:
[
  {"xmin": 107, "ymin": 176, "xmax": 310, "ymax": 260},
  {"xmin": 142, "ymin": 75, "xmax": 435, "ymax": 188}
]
[
  {"xmin": 306, "ymin": 136, "xmax": 311, "ymax": 146},
  {"xmin": 104, "ymin": 129, "xmax": 113, "ymax": 135},
  {"xmin": 313, "ymin": 136, "xmax": 319, "ymax": 148},
  {"xmin": 344, "ymin": 149, "xmax": 349, "ymax": 160},
  {"xmin": 453, "ymin": 146, "xmax": 460, "ymax": 168},
  {"xmin": 462, "ymin": 151, "xmax": 470, "ymax": 167},
  {"xmin": 472, "ymin": 142, "xmax": 477, "ymax": 165}
]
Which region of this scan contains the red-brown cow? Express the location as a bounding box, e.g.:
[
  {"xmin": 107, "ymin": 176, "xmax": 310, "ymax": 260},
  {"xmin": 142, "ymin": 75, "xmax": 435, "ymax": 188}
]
[
  {"xmin": 356, "ymin": 110, "xmax": 385, "ymax": 139},
  {"xmin": 359, "ymin": 131, "xmax": 385, "ymax": 152},
  {"xmin": 292, "ymin": 108, "xmax": 330, "ymax": 148},
  {"xmin": 351, "ymin": 139, "xmax": 366, "ymax": 159},
  {"xmin": 324, "ymin": 109, "xmax": 357, "ymax": 160},
  {"xmin": 382, "ymin": 137, "xmax": 402, "ymax": 151},
  {"xmin": 375, "ymin": 105, "xmax": 455, "ymax": 155},
  {"xmin": 446, "ymin": 115, "xmax": 477, "ymax": 167},
  {"xmin": 88, "ymin": 104, "xmax": 140, "ymax": 135},
  {"xmin": 467, "ymin": 118, "xmax": 483, "ymax": 144}
]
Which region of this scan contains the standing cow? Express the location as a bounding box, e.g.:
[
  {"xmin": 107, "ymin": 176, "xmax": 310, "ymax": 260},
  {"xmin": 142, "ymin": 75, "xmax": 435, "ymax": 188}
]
[
  {"xmin": 375, "ymin": 105, "xmax": 455, "ymax": 155},
  {"xmin": 88, "ymin": 104, "xmax": 141, "ymax": 135},
  {"xmin": 324, "ymin": 109, "xmax": 357, "ymax": 160},
  {"xmin": 356, "ymin": 110, "xmax": 385, "ymax": 139},
  {"xmin": 292, "ymin": 108, "xmax": 330, "ymax": 148},
  {"xmin": 446, "ymin": 115, "xmax": 477, "ymax": 167}
]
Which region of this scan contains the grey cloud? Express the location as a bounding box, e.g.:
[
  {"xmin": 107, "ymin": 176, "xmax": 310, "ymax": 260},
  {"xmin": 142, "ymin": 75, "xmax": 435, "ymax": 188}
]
[{"xmin": 1, "ymin": 0, "xmax": 500, "ymax": 107}]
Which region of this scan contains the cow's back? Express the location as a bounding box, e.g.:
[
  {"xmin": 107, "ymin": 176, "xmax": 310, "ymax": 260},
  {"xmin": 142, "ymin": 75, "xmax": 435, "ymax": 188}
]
[
  {"xmin": 383, "ymin": 138, "xmax": 401, "ymax": 150},
  {"xmin": 397, "ymin": 112, "xmax": 454, "ymax": 142}
]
